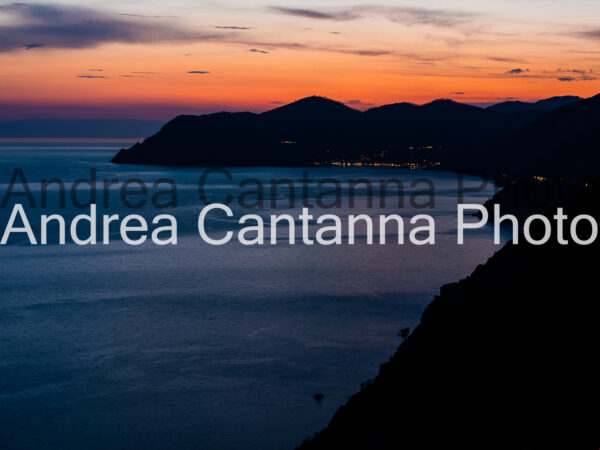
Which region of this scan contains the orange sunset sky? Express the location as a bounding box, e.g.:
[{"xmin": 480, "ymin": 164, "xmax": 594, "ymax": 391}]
[{"xmin": 1, "ymin": 0, "xmax": 600, "ymax": 119}]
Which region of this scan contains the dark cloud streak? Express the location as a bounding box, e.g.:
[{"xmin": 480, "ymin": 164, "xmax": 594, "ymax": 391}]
[
  {"xmin": 117, "ymin": 13, "xmax": 177, "ymax": 18},
  {"xmin": 215, "ymin": 26, "xmax": 251, "ymax": 30},
  {"xmin": 504, "ymin": 68, "xmax": 528, "ymax": 75},
  {"xmin": 488, "ymin": 56, "xmax": 528, "ymax": 63},
  {"xmin": 268, "ymin": 5, "xmax": 476, "ymax": 27},
  {"xmin": 0, "ymin": 3, "xmax": 222, "ymax": 52},
  {"xmin": 0, "ymin": 3, "xmax": 460, "ymax": 60},
  {"xmin": 575, "ymin": 29, "xmax": 600, "ymax": 40},
  {"xmin": 242, "ymin": 40, "xmax": 390, "ymax": 57},
  {"xmin": 269, "ymin": 7, "xmax": 345, "ymax": 20}
]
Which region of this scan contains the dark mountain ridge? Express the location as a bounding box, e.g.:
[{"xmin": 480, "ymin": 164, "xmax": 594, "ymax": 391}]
[
  {"xmin": 487, "ymin": 95, "xmax": 582, "ymax": 114},
  {"xmin": 445, "ymin": 93, "xmax": 600, "ymax": 177},
  {"xmin": 111, "ymin": 94, "xmax": 599, "ymax": 178},
  {"xmin": 111, "ymin": 96, "xmax": 546, "ymax": 167},
  {"xmin": 261, "ymin": 96, "xmax": 362, "ymax": 126}
]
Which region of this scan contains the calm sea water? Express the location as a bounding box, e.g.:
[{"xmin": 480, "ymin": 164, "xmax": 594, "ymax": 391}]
[{"xmin": 0, "ymin": 141, "xmax": 508, "ymax": 449}]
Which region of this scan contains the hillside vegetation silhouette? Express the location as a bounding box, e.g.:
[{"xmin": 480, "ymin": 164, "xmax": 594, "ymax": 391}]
[
  {"xmin": 298, "ymin": 181, "xmax": 600, "ymax": 450},
  {"xmin": 112, "ymin": 94, "xmax": 594, "ymax": 175},
  {"xmin": 448, "ymin": 93, "xmax": 600, "ymax": 177}
]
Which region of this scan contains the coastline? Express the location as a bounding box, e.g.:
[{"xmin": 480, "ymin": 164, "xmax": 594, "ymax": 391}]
[
  {"xmin": 0, "ymin": 149, "xmax": 505, "ymax": 449},
  {"xmin": 297, "ymin": 178, "xmax": 600, "ymax": 449}
]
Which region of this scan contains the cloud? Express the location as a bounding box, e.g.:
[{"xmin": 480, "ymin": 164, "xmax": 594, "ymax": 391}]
[
  {"xmin": 241, "ymin": 39, "xmax": 392, "ymax": 57},
  {"xmin": 488, "ymin": 56, "xmax": 528, "ymax": 63},
  {"xmin": 248, "ymin": 48, "xmax": 269, "ymax": 54},
  {"xmin": 90, "ymin": 68, "xmax": 103, "ymax": 72},
  {"xmin": 187, "ymin": 70, "xmax": 210, "ymax": 74},
  {"xmin": 504, "ymin": 68, "xmax": 529, "ymax": 75},
  {"xmin": 0, "ymin": 3, "xmax": 222, "ymax": 52},
  {"xmin": 344, "ymin": 99, "xmax": 374, "ymax": 107},
  {"xmin": 269, "ymin": 7, "xmax": 349, "ymax": 20},
  {"xmin": 76, "ymin": 75, "xmax": 107, "ymax": 78},
  {"xmin": 496, "ymin": 67, "xmax": 597, "ymax": 82},
  {"xmin": 325, "ymin": 48, "xmax": 391, "ymax": 56},
  {"xmin": 450, "ymin": 92, "xmax": 465, "ymax": 95},
  {"xmin": 235, "ymin": 41, "xmax": 307, "ymax": 52},
  {"xmin": 554, "ymin": 68, "xmax": 597, "ymax": 81},
  {"xmin": 557, "ymin": 68, "xmax": 590, "ymax": 75},
  {"xmin": 371, "ymin": 6, "xmax": 475, "ymax": 27},
  {"xmin": 574, "ymin": 29, "xmax": 600, "ymax": 40},
  {"xmin": 556, "ymin": 69, "xmax": 597, "ymax": 82},
  {"xmin": 346, "ymin": 49, "xmax": 390, "ymax": 56},
  {"xmin": 117, "ymin": 13, "xmax": 177, "ymax": 18},
  {"xmin": 268, "ymin": 5, "xmax": 477, "ymax": 27},
  {"xmin": 0, "ymin": 3, "xmax": 409, "ymax": 59},
  {"xmin": 215, "ymin": 26, "xmax": 251, "ymax": 30}
]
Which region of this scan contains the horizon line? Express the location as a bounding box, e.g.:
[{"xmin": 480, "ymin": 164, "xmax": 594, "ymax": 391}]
[{"xmin": 0, "ymin": 93, "xmax": 589, "ymax": 122}]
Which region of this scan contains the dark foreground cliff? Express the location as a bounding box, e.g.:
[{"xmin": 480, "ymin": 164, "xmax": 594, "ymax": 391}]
[{"xmin": 299, "ymin": 182, "xmax": 600, "ymax": 450}]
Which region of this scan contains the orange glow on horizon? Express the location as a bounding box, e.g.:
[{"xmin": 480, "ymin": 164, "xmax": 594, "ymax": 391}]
[{"xmin": 1, "ymin": 9, "xmax": 600, "ymax": 120}]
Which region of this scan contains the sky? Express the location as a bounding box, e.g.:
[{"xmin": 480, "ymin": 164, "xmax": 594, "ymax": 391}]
[{"xmin": 1, "ymin": 0, "xmax": 600, "ymax": 119}]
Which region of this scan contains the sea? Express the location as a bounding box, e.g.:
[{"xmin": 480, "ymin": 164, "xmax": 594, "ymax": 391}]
[{"xmin": 0, "ymin": 140, "xmax": 510, "ymax": 449}]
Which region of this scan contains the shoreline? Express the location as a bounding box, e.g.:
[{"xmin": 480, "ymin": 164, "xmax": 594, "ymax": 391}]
[{"xmin": 298, "ymin": 178, "xmax": 599, "ymax": 449}]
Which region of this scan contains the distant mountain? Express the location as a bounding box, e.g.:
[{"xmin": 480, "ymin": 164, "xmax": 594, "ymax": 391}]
[
  {"xmin": 364, "ymin": 99, "xmax": 522, "ymax": 143},
  {"xmin": 504, "ymin": 93, "xmax": 600, "ymax": 176},
  {"xmin": 261, "ymin": 96, "xmax": 362, "ymax": 126},
  {"xmin": 111, "ymin": 96, "xmax": 537, "ymax": 166},
  {"xmin": 487, "ymin": 95, "xmax": 582, "ymax": 114},
  {"xmin": 447, "ymin": 93, "xmax": 600, "ymax": 177},
  {"xmin": 0, "ymin": 119, "xmax": 165, "ymax": 139}
]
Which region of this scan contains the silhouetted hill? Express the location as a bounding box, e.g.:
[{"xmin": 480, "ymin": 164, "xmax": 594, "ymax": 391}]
[
  {"xmin": 111, "ymin": 93, "xmax": 600, "ymax": 174},
  {"xmin": 367, "ymin": 99, "xmax": 530, "ymax": 144},
  {"xmin": 445, "ymin": 93, "xmax": 600, "ymax": 177},
  {"xmin": 508, "ymin": 93, "xmax": 600, "ymax": 176},
  {"xmin": 298, "ymin": 181, "xmax": 600, "ymax": 450},
  {"xmin": 488, "ymin": 100, "xmax": 537, "ymax": 114},
  {"xmin": 487, "ymin": 95, "xmax": 582, "ymax": 114},
  {"xmin": 535, "ymin": 95, "xmax": 583, "ymax": 110},
  {"xmin": 262, "ymin": 96, "xmax": 362, "ymax": 127},
  {"xmin": 111, "ymin": 96, "xmax": 538, "ymax": 166},
  {"xmin": 510, "ymin": 93, "xmax": 599, "ymax": 153}
]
